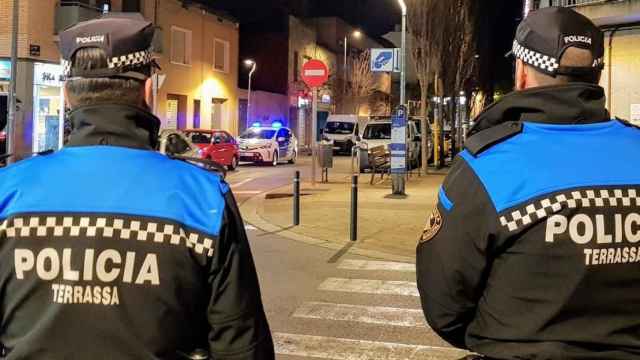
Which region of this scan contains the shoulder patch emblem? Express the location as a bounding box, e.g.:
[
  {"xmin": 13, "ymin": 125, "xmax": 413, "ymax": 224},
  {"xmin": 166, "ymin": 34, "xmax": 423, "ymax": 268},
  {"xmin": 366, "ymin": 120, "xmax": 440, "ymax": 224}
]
[{"xmin": 419, "ymin": 207, "xmax": 443, "ymax": 244}]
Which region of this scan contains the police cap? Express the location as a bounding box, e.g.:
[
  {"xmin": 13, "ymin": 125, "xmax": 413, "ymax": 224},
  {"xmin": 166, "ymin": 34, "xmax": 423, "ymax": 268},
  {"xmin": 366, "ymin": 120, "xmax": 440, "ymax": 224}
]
[
  {"xmin": 60, "ymin": 12, "xmax": 157, "ymax": 81},
  {"xmin": 508, "ymin": 7, "xmax": 604, "ymax": 78}
]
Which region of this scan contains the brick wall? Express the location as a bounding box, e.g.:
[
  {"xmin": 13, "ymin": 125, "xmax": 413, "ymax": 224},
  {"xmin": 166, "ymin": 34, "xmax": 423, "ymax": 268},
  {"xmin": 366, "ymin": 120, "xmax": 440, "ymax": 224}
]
[{"xmin": 0, "ymin": 0, "xmax": 59, "ymax": 63}]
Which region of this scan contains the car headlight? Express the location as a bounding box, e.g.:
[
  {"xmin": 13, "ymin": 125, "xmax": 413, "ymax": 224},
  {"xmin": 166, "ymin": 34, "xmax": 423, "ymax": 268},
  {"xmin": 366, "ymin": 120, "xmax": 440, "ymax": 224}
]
[
  {"xmin": 258, "ymin": 144, "xmax": 272, "ymax": 150},
  {"xmin": 197, "ymin": 148, "xmax": 204, "ymax": 157}
]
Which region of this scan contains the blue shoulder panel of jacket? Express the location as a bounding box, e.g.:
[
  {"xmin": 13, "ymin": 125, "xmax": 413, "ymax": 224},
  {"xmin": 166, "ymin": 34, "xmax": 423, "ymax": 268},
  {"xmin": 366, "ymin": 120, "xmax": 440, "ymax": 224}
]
[
  {"xmin": 459, "ymin": 120, "xmax": 640, "ymax": 212},
  {"xmin": 0, "ymin": 146, "xmax": 228, "ymax": 237}
]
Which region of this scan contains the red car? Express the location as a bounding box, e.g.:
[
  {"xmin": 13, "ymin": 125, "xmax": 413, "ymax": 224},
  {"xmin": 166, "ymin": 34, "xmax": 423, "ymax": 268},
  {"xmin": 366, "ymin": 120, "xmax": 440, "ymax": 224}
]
[{"xmin": 183, "ymin": 129, "xmax": 240, "ymax": 170}]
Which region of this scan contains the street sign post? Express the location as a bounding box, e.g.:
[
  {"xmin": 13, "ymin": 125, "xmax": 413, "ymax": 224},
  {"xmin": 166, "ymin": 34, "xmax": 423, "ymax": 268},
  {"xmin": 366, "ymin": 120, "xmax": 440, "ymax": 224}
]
[
  {"xmin": 301, "ymin": 60, "xmax": 329, "ymax": 185},
  {"xmin": 391, "ymin": 105, "xmax": 407, "ymax": 195}
]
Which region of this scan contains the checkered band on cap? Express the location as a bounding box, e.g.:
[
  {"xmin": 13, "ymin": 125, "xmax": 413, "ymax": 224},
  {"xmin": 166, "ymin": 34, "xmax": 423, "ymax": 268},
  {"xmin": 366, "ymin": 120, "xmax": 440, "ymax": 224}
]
[
  {"xmin": 107, "ymin": 48, "xmax": 153, "ymax": 69},
  {"xmin": 512, "ymin": 40, "xmax": 560, "ymax": 75},
  {"xmin": 62, "ymin": 48, "xmax": 153, "ymax": 78},
  {"xmin": 499, "ymin": 188, "xmax": 640, "ymax": 232},
  {"xmin": 0, "ymin": 215, "xmax": 215, "ymax": 257}
]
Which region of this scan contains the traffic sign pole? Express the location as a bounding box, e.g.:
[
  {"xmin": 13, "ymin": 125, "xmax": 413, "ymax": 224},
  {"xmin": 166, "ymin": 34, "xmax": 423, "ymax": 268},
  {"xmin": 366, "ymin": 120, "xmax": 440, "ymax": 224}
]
[
  {"xmin": 301, "ymin": 60, "xmax": 329, "ymax": 186},
  {"xmin": 311, "ymin": 87, "xmax": 318, "ymax": 185}
]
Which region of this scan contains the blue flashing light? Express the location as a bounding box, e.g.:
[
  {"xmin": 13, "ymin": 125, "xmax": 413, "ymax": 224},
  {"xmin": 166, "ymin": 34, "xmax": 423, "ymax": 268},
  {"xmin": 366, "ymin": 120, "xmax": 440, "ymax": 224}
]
[
  {"xmin": 271, "ymin": 121, "xmax": 283, "ymax": 129},
  {"xmin": 251, "ymin": 122, "xmax": 262, "ymax": 128}
]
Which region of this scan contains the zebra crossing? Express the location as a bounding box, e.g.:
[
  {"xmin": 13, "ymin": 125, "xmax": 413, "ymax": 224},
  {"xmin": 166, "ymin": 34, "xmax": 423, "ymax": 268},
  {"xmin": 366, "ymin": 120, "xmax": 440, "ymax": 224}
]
[{"xmin": 273, "ymin": 259, "xmax": 469, "ymax": 360}]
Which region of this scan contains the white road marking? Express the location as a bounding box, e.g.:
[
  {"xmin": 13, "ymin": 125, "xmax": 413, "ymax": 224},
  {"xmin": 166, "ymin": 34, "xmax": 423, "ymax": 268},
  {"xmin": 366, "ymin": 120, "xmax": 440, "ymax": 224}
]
[
  {"xmin": 244, "ymin": 224, "xmax": 257, "ymax": 231},
  {"xmin": 292, "ymin": 301, "xmax": 426, "ymax": 327},
  {"xmin": 229, "ymin": 178, "xmax": 255, "ymax": 188},
  {"xmin": 233, "ymin": 190, "xmax": 263, "ymax": 195},
  {"xmin": 274, "ymin": 333, "xmax": 468, "ymax": 360},
  {"xmin": 318, "ymin": 278, "xmax": 419, "ymax": 297},
  {"xmin": 338, "ymin": 259, "xmax": 415, "ymax": 273}
]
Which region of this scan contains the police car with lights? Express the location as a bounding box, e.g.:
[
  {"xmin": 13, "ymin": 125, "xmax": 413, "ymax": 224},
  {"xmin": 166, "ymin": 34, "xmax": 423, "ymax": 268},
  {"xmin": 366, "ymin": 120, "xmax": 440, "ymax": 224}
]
[{"xmin": 238, "ymin": 124, "xmax": 298, "ymax": 166}]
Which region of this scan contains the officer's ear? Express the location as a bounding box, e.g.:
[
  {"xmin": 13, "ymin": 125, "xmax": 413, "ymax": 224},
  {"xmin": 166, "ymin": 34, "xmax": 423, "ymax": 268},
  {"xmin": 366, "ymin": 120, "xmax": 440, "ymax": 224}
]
[
  {"xmin": 144, "ymin": 78, "xmax": 153, "ymax": 109},
  {"xmin": 515, "ymin": 59, "xmax": 528, "ymax": 91},
  {"xmin": 63, "ymin": 84, "xmax": 76, "ymax": 109}
]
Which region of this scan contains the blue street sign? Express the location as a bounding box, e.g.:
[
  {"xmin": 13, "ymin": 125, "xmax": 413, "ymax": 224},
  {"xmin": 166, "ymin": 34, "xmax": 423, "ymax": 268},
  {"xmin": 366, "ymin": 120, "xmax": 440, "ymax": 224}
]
[
  {"xmin": 371, "ymin": 48, "xmax": 395, "ymax": 72},
  {"xmin": 390, "ymin": 105, "xmax": 407, "ymax": 174}
]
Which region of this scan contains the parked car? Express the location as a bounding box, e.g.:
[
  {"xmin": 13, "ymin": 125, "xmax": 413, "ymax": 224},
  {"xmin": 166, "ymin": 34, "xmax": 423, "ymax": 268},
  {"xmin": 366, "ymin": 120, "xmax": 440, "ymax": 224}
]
[
  {"xmin": 238, "ymin": 126, "xmax": 298, "ymax": 166},
  {"xmin": 183, "ymin": 129, "xmax": 240, "ymax": 170},
  {"xmin": 321, "ymin": 115, "xmax": 367, "ymax": 154},
  {"xmin": 357, "ymin": 118, "xmax": 422, "ymax": 172}
]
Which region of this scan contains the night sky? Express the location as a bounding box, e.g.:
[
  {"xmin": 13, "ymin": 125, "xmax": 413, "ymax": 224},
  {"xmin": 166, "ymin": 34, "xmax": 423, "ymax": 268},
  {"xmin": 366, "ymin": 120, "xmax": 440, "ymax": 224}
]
[{"xmin": 198, "ymin": 0, "xmax": 524, "ymax": 90}]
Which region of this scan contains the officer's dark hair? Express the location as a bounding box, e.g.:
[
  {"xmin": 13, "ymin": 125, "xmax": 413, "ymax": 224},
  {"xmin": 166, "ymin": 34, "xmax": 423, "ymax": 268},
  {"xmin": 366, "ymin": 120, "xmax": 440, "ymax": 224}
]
[
  {"xmin": 527, "ymin": 47, "xmax": 601, "ymax": 85},
  {"xmin": 65, "ymin": 48, "xmax": 150, "ymax": 109}
]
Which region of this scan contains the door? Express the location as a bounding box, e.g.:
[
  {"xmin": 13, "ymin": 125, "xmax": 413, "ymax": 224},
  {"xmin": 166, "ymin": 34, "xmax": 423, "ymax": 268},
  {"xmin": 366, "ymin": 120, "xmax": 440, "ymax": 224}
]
[
  {"xmin": 210, "ymin": 131, "xmax": 235, "ymax": 165},
  {"xmin": 211, "ymin": 98, "xmax": 227, "ymax": 130},
  {"xmin": 193, "ymin": 100, "xmax": 201, "ymax": 129},
  {"xmin": 0, "ymin": 95, "xmax": 6, "ymax": 155},
  {"xmin": 167, "ymin": 94, "xmax": 187, "ymax": 130}
]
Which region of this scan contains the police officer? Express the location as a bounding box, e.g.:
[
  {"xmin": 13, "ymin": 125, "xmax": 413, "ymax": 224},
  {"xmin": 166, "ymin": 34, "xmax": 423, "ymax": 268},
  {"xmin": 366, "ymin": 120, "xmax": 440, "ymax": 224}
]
[
  {"xmin": 0, "ymin": 13, "xmax": 274, "ymax": 359},
  {"xmin": 417, "ymin": 7, "xmax": 640, "ymax": 360}
]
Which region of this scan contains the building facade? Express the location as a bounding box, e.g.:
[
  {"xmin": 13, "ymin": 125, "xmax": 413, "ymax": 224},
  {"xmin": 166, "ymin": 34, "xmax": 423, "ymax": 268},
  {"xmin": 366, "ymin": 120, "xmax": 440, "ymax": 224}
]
[
  {"xmin": 239, "ymin": 14, "xmax": 392, "ymax": 148},
  {"xmin": 0, "ymin": 0, "xmax": 240, "ymax": 158},
  {"xmin": 537, "ymin": 0, "xmax": 640, "ymax": 123}
]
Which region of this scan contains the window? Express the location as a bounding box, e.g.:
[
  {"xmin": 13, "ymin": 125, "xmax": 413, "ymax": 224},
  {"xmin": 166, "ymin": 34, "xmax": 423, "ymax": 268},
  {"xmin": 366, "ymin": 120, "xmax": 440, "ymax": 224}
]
[
  {"xmin": 213, "ymin": 39, "xmax": 230, "ymax": 73},
  {"xmin": 122, "ymin": 0, "xmax": 140, "ymax": 12},
  {"xmin": 363, "ymin": 123, "xmax": 391, "ymax": 140},
  {"xmin": 171, "ymin": 27, "xmax": 192, "ymax": 65}
]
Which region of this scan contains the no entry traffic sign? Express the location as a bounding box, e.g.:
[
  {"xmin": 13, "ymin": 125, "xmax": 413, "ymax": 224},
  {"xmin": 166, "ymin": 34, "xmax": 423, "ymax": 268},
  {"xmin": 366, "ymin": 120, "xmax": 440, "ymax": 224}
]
[{"xmin": 301, "ymin": 59, "xmax": 329, "ymax": 88}]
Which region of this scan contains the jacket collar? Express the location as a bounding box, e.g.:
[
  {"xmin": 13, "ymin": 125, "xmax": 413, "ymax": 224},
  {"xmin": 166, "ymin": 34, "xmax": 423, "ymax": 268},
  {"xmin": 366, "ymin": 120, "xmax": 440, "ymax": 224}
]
[
  {"xmin": 66, "ymin": 104, "xmax": 161, "ymax": 150},
  {"xmin": 469, "ymin": 83, "xmax": 610, "ymax": 137}
]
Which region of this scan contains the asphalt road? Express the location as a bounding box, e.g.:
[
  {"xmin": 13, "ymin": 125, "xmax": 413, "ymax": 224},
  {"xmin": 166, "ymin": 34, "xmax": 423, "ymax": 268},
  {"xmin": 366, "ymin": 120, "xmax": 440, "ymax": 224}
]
[{"xmin": 225, "ymin": 160, "xmax": 468, "ymax": 360}]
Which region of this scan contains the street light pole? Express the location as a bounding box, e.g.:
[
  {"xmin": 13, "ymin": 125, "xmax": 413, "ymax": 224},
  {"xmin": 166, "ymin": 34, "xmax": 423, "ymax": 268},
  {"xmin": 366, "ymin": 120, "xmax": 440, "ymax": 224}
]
[
  {"xmin": 245, "ymin": 60, "xmax": 256, "ymax": 127},
  {"xmin": 6, "ymin": 0, "xmax": 19, "ymax": 164},
  {"xmin": 343, "ymin": 35, "xmax": 347, "ymax": 99},
  {"xmin": 392, "ymin": 0, "xmax": 408, "ymax": 195},
  {"xmin": 399, "ymin": 0, "xmax": 407, "ymax": 107}
]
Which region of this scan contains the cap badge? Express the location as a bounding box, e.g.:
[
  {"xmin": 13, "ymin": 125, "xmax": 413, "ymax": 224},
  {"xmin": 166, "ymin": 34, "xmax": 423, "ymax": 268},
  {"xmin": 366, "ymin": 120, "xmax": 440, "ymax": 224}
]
[
  {"xmin": 564, "ymin": 35, "xmax": 592, "ymax": 45},
  {"xmin": 76, "ymin": 35, "xmax": 106, "ymax": 45}
]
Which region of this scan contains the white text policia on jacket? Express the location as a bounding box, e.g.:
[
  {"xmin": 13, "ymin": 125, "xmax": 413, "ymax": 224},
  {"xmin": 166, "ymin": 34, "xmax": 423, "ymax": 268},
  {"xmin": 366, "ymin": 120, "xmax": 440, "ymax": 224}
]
[
  {"xmin": 15, "ymin": 248, "xmax": 160, "ymax": 306},
  {"xmin": 546, "ymin": 213, "xmax": 640, "ymax": 266}
]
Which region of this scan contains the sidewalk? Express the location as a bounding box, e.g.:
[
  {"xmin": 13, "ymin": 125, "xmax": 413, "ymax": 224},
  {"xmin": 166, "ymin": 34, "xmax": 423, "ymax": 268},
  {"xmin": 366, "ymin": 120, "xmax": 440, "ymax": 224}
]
[{"xmin": 240, "ymin": 157, "xmax": 448, "ymax": 262}]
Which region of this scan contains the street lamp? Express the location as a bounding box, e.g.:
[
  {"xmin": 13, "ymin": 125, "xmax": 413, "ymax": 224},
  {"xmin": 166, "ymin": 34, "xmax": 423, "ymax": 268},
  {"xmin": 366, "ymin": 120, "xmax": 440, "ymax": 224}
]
[
  {"xmin": 343, "ymin": 30, "xmax": 363, "ymax": 99},
  {"xmin": 398, "ymin": 0, "xmax": 407, "ymax": 107},
  {"xmin": 244, "ymin": 59, "xmax": 257, "ymax": 127}
]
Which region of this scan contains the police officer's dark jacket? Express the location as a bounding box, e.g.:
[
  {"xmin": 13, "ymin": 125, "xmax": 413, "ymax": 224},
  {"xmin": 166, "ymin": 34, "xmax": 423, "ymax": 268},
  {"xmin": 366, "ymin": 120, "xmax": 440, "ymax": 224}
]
[
  {"xmin": 417, "ymin": 83, "xmax": 640, "ymax": 359},
  {"xmin": 0, "ymin": 104, "xmax": 274, "ymax": 359}
]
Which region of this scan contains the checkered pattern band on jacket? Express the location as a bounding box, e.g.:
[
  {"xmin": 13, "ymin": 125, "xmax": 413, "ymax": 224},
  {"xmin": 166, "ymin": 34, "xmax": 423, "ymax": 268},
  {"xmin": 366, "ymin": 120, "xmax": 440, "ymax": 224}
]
[
  {"xmin": 499, "ymin": 188, "xmax": 640, "ymax": 232},
  {"xmin": 512, "ymin": 40, "xmax": 560, "ymax": 74},
  {"xmin": 0, "ymin": 215, "xmax": 215, "ymax": 257}
]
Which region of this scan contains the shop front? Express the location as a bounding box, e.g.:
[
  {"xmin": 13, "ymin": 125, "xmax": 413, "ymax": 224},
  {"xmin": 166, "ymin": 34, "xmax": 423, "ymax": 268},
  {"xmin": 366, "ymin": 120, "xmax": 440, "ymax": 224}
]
[{"xmin": 32, "ymin": 62, "xmax": 65, "ymax": 152}]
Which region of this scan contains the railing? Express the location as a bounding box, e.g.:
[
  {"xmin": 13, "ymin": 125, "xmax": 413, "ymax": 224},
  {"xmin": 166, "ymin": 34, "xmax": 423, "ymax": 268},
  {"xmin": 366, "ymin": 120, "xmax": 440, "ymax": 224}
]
[
  {"xmin": 59, "ymin": 1, "xmax": 102, "ymax": 11},
  {"xmin": 55, "ymin": 1, "xmax": 102, "ymax": 34},
  {"xmin": 544, "ymin": 0, "xmax": 611, "ymax": 7}
]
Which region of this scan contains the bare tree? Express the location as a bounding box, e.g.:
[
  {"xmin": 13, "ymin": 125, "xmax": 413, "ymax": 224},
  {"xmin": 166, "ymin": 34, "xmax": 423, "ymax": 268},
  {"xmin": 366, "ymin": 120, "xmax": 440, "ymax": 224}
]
[{"xmin": 347, "ymin": 51, "xmax": 377, "ymax": 115}]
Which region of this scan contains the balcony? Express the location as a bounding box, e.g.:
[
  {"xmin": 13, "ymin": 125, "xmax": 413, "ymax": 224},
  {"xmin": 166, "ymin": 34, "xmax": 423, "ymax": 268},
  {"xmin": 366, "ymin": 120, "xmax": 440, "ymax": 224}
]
[
  {"xmin": 54, "ymin": 1, "xmax": 102, "ymax": 34},
  {"xmin": 537, "ymin": 0, "xmax": 640, "ymax": 26}
]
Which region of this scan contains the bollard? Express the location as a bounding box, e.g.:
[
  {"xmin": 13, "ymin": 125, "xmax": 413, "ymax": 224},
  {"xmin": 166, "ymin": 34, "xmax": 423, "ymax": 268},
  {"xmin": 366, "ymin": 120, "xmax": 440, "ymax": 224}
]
[
  {"xmin": 293, "ymin": 171, "xmax": 300, "ymax": 226},
  {"xmin": 350, "ymin": 175, "xmax": 358, "ymax": 241}
]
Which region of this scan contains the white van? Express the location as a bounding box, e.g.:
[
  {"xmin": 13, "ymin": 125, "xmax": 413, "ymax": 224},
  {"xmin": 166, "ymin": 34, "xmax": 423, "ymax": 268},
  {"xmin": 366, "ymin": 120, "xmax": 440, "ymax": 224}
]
[
  {"xmin": 321, "ymin": 115, "xmax": 368, "ymax": 154},
  {"xmin": 357, "ymin": 117, "xmax": 423, "ymax": 172}
]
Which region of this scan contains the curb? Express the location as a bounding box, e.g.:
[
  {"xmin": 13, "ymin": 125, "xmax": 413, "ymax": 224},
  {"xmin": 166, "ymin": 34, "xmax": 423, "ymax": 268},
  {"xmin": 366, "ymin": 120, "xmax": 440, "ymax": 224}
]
[{"xmin": 239, "ymin": 189, "xmax": 416, "ymax": 264}]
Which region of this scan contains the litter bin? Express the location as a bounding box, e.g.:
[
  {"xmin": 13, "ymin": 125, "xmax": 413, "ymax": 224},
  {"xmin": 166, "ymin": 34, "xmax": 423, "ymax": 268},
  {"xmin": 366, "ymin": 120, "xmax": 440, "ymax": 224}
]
[{"xmin": 318, "ymin": 143, "xmax": 333, "ymax": 182}]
